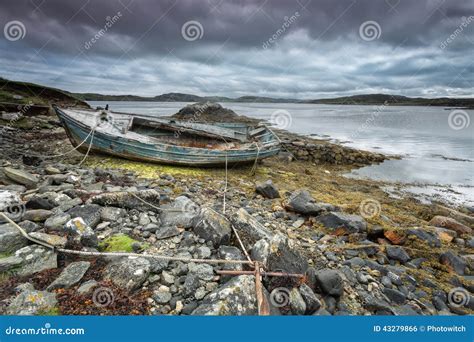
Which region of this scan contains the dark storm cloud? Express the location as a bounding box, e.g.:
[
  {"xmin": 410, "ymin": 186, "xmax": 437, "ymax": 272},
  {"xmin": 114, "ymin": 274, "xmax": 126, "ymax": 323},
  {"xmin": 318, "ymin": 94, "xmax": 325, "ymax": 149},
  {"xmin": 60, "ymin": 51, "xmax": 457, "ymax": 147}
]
[{"xmin": 0, "ymin": 0, "xmax": 473, "ymax": 97}]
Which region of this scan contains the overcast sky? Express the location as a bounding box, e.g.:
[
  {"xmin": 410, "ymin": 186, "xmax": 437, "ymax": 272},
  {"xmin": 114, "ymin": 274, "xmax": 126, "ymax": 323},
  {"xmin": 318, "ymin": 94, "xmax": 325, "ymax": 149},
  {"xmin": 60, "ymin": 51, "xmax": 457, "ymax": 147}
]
[{"xmin": 0, "ymin": 0, "xmax": 473, "ymax": 99}]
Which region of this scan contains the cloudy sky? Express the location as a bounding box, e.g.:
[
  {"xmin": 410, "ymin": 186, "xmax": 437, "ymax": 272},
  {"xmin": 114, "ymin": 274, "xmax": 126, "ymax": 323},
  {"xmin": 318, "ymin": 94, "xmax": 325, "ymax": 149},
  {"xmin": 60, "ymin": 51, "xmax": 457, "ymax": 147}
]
[{"xmin": 0, "ymin": 0, "xmax": 473, "ymax": 99}]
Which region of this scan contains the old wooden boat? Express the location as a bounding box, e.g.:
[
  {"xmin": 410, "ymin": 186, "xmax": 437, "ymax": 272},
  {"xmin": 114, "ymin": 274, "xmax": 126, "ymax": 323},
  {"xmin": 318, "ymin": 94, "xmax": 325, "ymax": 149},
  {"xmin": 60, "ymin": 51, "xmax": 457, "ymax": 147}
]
[{"xmin": 53, "ymin": 106, "xmax": 281, "ymax": 166}]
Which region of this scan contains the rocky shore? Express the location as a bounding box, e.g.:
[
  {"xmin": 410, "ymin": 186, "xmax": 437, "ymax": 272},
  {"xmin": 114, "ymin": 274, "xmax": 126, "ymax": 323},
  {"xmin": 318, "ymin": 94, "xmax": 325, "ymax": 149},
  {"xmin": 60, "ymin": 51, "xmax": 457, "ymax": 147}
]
[{"xmin": 0, "ymin": 107, "xmax": 473, "ymax": 316}]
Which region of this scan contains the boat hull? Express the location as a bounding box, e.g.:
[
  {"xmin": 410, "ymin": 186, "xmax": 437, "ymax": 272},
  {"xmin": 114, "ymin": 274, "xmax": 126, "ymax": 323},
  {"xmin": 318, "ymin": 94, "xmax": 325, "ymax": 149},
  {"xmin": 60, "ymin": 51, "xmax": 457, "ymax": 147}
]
[{"xmin": 55, "ymin": 107, "xmax": 281, "ymax": 167}]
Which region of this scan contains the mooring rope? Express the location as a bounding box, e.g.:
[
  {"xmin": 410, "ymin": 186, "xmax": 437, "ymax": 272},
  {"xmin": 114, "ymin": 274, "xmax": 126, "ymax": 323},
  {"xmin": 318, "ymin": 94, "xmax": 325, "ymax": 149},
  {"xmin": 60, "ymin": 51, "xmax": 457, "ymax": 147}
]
[{"xmin": 0, "ymin": 212, "xmax": 254, "ymax": 266}]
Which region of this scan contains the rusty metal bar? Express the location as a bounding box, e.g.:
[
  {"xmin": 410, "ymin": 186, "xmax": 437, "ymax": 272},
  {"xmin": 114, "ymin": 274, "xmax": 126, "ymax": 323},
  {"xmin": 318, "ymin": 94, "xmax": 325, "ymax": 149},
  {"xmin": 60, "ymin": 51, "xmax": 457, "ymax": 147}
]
[{"xmin": 254, "ymin": 262, "xmax": 270, "ymax": 315}]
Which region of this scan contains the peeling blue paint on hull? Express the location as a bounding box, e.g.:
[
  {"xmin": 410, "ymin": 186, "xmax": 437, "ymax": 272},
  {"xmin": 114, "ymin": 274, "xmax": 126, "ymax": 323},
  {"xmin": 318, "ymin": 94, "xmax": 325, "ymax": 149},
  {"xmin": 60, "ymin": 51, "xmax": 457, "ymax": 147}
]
[{"xmin": 55, "ymin": 107, "xmax": 281, "ymax": 167}]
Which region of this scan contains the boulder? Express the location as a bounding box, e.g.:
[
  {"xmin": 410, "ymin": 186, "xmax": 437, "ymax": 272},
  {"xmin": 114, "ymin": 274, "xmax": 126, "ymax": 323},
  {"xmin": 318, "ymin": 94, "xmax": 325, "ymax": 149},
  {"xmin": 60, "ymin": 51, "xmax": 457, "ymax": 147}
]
[
  {"xmin": 44, "ymin": 213, "xmax": 71, "ymax": 231},
  {"xmin": 218, "ymin": 246, "xmax": 244, "ymax": 281},
  {"xmin": 250, "ymin": 239, "xmax": 270, "ymax": 266},
  {"xmin": 100, "ymin": 206, "xmax": 126, "ymax": 222},
  {"xmin": 67, "ymin": 204, "xmax": 102, "ymax": 228},
  {"xmin": 155, "ymin": 225, "xmax": 180, "ymax": 239},
  {"xmin": 267, "ymin": 233, "xmax": 308, "ymax": 274},
  {"xmin": 88, "ymin": 189, "xmax": 161, "ymax": 212},
  {"xmin": 299, "ymin": 283, "xmax": 321, "ymax": 314},
  {"xmin": 29, "ymin": 232, "xmax": 67, "ymax": 248},
  {"xmin": 193, "ymin": 208, "xmax": 231, "ymax": 247},
  {"xmin": 25, "ymin": 196, "xmax": 56, "ymax": 210},
  {"xmin": 407, "ymin": 228, "xmax": 441, "ymax": 247},
  {"xmin": 316, "ymin": 212, "xmax": 367, "ymax": 233},
  {"xmin": 439, "ymin": 251, "xmax": 467, "ymax": 275},
  {"xmin": 7, "ymin": 288, "xmax": 57, "ymax": 315},
  {"xmin": 255, "ymin": 180, "xmax": 280, "ymax": 199},
  {"xmin": 1, "ymin": 245, "xmax": 58, "ymax": 277},
  {"xmin": 47, "ymin": 261, "xmax": 90, "ymax": 290},
  {"xmin": 315, "ymin": 269, "xmax": 344, "ymax": 297},
  {"xmin": 3, "ymin": 167, "xmax": 39, "ymax": 189},
  {"xmin": 160, "ymin": 196, "xmax": 200, "ymax": 228},
  {"xmin": 104, "ymin": 257, "xmax": 151, "ymax": 291},
  {"xmin": 383, "ymin": 287, "xmax": 406, "ymax": 304},
  {"xmin": 64, "ymin": 217, "xmax": 98, "ymax": 248},
  {"xmin": 22, "ymin": 209, "xmax": 53, "ymax": 222},
  {"xmin": 230, "ymin": 208, "xmax": 273, "ymax": 246},
  {"xmin": 191, "ymin": 275, "xmax": 258, "ymax": 315},
  {"xmin": 289, "ymin": 287, "xmax": 306, "ymax": 315},
  {"xmin": 386, "ymin": 246, "xmax": 410, "ymax": 263},
  {"xmin": 429, "ymin": 216, "xmax": 472, "ymax": 235},
  {"xmin": 0, "ymin": 223, "xmax": 28, "ymax": 253},
  {"xmin": 285, "ymin": 190, "xmax": 323, "ymax": 215},
  {"xmin": 77, "ymin": 280, "xmax": 98, "ymax": 294}
]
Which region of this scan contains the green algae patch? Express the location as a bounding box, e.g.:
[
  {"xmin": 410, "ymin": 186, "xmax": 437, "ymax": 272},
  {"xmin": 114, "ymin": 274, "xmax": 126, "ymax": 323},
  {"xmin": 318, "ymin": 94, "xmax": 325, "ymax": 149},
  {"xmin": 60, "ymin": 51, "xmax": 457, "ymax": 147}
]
[{"xmin": 99, "ymin": 234, "xmax": 148, "ymax": 252}]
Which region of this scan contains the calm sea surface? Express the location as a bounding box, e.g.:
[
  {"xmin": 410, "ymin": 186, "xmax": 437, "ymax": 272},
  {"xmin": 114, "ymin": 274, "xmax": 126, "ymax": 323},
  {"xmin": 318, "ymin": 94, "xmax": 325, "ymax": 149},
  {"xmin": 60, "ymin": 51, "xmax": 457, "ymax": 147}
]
[{"xmin": 89, "ymin": 101, "xmax": 474, "ymax": 205}]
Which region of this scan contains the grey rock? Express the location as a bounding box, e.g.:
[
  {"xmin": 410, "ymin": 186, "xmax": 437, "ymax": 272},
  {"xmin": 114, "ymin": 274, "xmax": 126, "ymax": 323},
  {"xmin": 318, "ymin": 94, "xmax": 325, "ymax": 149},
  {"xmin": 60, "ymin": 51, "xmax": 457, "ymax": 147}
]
[
  {"xmin": 153, "ymin": 286, "xmax": 172, "ymax": 304},
  {"xmin": 29, "ymin": 232, "xmax": 67, "ymax": 248},
  {"xmin": 440, "ymin": 251, "xmax": 467, "ymax": 275},
  {"xmin": 0, "ymin": 223, "xmax": 28, "ymax": 253},
  {"xmin": 189, "ymin": 263, "xmax": 214, "ymax": 281},
  {"xmin": 77, "ymin": 280, "xmax": 98, "ymax": 294},
  {"xmin": 196, "ymin": 246, "xmax": 211, "ymax": 259},
  {"xmin": 383, "ymin": 287, "xmax": 406, "ymax": 304},
  {"xmin": 67, "ymin": 204, "xmax": 102, "ymax": 228},
  {"xmin": 386, "ymin": 246, "xmax": 410, "ymax": 263},
  {"xmin": 7, "ymin": 289, "xmax": 57, "ymax": 315},
  {"xmin": 64, "ymin": 217, "xmax": 98, "ymax": 248},
  {"xmin": 230, "ymin": 208, "xmax": 273, "ymax": 246},
  {"xmin": 218, "ymin": 245, "xmax": 244, "ymax": 281},
  {"xmin": 183, "ymin": 273, "xmax": 201, "ymax": 297},
  {"xmin": 25, "ymin": 196, "xmax": 55, "ymax": 210},
  {"xmin": 44, "ymin": 213, "xmax": 71, "ymax": 231},
  {"xmin": 155, "ymin": 225, "xmax": 180, "ymax": 239},
  {"xmin": 407, "ymin": 228, "xmax": 441, "ymax": 248},
  {"xmin": 315, "ymin": 269, "xmax": 344, "ymax": 297},
  {"xmin": 299, "ymin": 283, "xmax": 321, "ymax": 314},
  {"xmin": 192, "ymin": 275, "xmax": 258, "ymax": 315},
  {"xmin": 22, "ymin": 209, "xmax": 53, "ymax": 222},
  {"xmin": 251, "ymin": 239, "xmax": 270, "ymax": 266},
  {"xmin": 193, "ymin": 208, "xmax": 231, "ymax": 247},
  {"xmin": 3, "ymin": 167, "xmax": 39, "ymax": 189},
  {"xmin": 0, "ymin": 255, "xmax": 23, "ymax": 273},
  {"xmin": 285, "ymin": 190, "xmax": 323, "ymax": 216},
  {"xmin": 255, "ymin": 180, "xmax": 280, "ymax": 199},
  {"xmin": 104, "ymin": 257, "xmax": 151, "ymax": 291},
  {"xmin": 88, "ymin": 189, "xmax": 161, "ymax": 212},
  {"xmin": 289, "ymin": 287, "xmax": 306, "ymax": 315},
  {"xmin": 267, "ymin": 233, "xmax": 308, "ymax": 274},
  {"xmin": 160, "ymin": 196, "xmax": 200, "ymax": 228},
  {"xmin": 100, "ymin": 207, "xmax": 126, "ymax": 222},
  {"xmin": 47, "ymin": 261, "xmax": 90, "ymax": 290},
  {"xmin": 7, "ymin": 245, "xmax": 57, "ymax": 277},
  {"xmin": 316, "ymin": 212, "xmax": 367, "ymax": 233}
]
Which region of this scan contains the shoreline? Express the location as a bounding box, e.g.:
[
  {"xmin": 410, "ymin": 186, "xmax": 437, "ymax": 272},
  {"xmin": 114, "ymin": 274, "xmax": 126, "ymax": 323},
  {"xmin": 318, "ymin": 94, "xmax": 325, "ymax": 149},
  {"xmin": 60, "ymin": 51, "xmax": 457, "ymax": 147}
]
[{"xmin": 0, "ymin": 109, "xmax": 473, "ymax": 316}]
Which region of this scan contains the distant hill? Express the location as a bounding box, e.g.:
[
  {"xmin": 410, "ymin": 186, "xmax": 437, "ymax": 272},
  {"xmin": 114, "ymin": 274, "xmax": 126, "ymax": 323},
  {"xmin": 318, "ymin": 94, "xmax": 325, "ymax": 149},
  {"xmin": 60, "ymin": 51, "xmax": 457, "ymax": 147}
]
[
  {"xmin": 75, "ymin": 91, "xmax": 473, "ymax": 108},
  {"xmin": 308, "ymin": 94, "xmax": 474, "ymax": 107},
  {"xmin": 1, "ymin": 78, "xmax": 472, "ymax": 109},
  {"xmin": 0, "ymin": 78, "xmax": 89, "ymax": 108}
]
